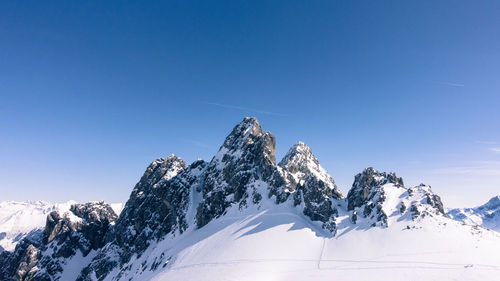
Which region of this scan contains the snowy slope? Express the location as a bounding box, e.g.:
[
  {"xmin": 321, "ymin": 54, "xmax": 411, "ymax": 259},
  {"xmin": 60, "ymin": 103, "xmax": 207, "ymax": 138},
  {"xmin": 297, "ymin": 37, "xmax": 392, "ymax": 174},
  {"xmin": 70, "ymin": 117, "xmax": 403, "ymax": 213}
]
[
  {"xmin": 0, "ymin": 201, "xmax": 124, "ymax": 252},
  {"xmin": 448, "ymin": 196, "xmax": 500, "ymax": 232},
  {"xmin": 113, "ymin": 201, "xmax": 500, "ymax": 281},
  {"xmin": 105, "ymin": 173, "xmax": 500, "ymax": 281}
]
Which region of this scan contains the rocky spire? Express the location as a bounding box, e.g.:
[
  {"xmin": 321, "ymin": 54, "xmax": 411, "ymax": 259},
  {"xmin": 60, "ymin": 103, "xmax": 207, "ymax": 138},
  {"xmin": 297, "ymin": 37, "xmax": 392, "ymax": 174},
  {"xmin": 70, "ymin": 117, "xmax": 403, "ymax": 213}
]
[
  {"xmin": 345, "ymin": 167, "xmax": 405, "ymax": 227},
  {"xmin": 278, "ymin": 141, "xmax": 342, "ymax": 199},
  {"xmin": 128, "ymin": 155, "xmax": 186, "ymax": 201},
  {"xmin": 109, "ymin": 158, "xmax": 206, "ymax": 266},
  {"xmin": 220, "ymin": 117, "xmax": 265, "ymax": 150},
  {"xmin": 347, "ymin": 167, "xmax": 403, "ymax": 211},
  {"xmin": 196, "ymin": 117, "xmax": 277, "ymax": 228},
  {"xmin": 277, "ymin": 141, "xmax": 342, "ymax": 233}
]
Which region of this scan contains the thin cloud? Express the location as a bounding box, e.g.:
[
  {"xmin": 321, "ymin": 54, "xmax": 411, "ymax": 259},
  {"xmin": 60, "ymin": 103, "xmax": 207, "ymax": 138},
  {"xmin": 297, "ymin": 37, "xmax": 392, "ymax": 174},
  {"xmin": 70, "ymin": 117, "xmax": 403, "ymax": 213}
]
[
  {"xmin": 436, "ymin": 81, "xmax": 465, "ymax": 87},
  {"xmin": 476, "ymin": 141, "xmax": 498, "ymax": 145},
  {"xmin": 433, "ymin": 161, "xmax": 500, "ymax": 176},
  {"xmin": 185, "ymin": 140, "xmax": 213, "ymax": 149},
  {"xmin": 490, "ymin": 147, "xmax": 500, "ymax": 153},
  {"xmin": 205, "ymin": 102, "xmax": 288, "ymax": 117}
]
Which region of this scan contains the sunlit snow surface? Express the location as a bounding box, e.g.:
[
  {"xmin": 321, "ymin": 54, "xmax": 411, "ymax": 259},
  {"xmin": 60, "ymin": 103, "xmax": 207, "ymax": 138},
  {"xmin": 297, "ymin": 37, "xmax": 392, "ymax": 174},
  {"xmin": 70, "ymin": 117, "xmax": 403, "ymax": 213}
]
[{"xmin": 101, "ymin": 200, "xmax": 500, "ymax": 281}]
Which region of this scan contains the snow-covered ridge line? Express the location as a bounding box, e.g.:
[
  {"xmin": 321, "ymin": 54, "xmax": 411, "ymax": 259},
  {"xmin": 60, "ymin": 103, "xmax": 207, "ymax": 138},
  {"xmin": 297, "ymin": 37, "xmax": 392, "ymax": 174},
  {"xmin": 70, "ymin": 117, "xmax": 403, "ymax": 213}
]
[{"xmin": 447, "ymin": 195, "xmax": 500, "ymax": 232}]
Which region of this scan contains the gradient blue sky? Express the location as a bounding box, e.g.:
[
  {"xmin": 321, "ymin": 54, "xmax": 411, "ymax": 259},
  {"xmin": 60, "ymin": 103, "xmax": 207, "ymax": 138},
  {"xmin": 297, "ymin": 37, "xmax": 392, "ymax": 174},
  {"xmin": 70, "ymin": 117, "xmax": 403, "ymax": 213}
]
[{"xmin": 1, "ymin": 1, "xmax": 499, "ymax": 207}]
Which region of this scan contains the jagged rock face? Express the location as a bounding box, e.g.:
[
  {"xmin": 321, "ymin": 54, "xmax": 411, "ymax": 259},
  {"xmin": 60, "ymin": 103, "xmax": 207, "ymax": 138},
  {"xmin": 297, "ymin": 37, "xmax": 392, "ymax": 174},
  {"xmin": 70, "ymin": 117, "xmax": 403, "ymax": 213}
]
[
  {"xmin": 425, "ymin": 193, "xmax": 446, "ymax": 215},
  {"xmin": 127, "ymin": 155, "xmax": 186, "ymax": 201},
  {"xmin": 346, "ymin": 167, "xmax": 404, "ymax": 227},
  {"xmin": 406, "ymin": 184, "xmax": 447, "ymax": 220},
  {"xmin": 196, "ymin": 117, "xmax": 278, "ymax": 228},
  {"xmin": 278, "ymin": 142, "xmax": 342, "ymax": 199},
  {"xmin": 0, "ymin": 202, "xmax": 117, "ymax": 281},
  {"xmin": 277, "ymin": 142, "xmax": 342, "ymax": 232},
  {"xmin": 112, "ymin": 155, "xmax": 187, "ymax": 250},
  {"xmin": 0, "ymin": 231, "xmax": 43, "ymax": 281},
  {"xmin": 43, "ymin": 202, "xmax": 117, "ymax": 256},
  {"xmin": 347, "ymin": 167, "xmax": 404, "ymax": 211},
  {"xmin": 113, "ymin": 159, "xmax": 205, "ymax": 253},
  {"xmin": 346, "ymin": 168, "xmax": 446, "ymax": 227},
  {"xmin": 79, "ymin": 159, "xmax": 207, "ymax": 281},
  {"xmin": 36, "ymin": 202, "xmax": 117, "ymax": 281},
  {"xmin": 44, "ymin": 203, "xmax": 117, "ymax": 253},
  {"xmin": 294, "ymin": 175, "xmax": 339, "ymax": 232}
]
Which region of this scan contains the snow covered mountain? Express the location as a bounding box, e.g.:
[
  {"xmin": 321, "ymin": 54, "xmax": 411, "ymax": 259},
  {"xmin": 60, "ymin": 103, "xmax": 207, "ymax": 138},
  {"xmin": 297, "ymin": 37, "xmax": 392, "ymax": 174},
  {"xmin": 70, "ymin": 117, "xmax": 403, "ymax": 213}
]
[
  {"xmin": 1, "ymin": 117, "xmax": 499, "ymax": 281},
  {"xmin": 448, "ymin": 196, "xmax": 500, "ymax": 232},
  {"xmin": 0, "ymin": 201, "xmax": 124, "ymax": 252}
]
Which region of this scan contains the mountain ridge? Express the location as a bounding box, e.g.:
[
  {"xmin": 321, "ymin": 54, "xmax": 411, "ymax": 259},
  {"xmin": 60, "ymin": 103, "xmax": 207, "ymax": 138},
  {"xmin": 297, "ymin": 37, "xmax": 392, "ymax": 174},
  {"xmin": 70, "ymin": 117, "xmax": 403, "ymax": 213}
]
[
  {"xmin": 1, "ymin": 117, "xmax": 499, "ymax": 281},
  {"xmin": 448, "ymin": 195, "xmax": 500, "ymax": 232},
  {"xmin": 0, "ymin": 201, "xmax": 124, "ymax": 253}
]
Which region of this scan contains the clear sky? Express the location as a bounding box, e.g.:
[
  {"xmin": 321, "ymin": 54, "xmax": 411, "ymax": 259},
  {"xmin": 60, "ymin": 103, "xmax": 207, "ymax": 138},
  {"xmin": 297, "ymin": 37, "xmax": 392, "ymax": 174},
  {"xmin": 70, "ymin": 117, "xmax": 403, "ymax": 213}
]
[{"xmin": 1, "ymin": 1, "xmax": 499, "ymax": 208}]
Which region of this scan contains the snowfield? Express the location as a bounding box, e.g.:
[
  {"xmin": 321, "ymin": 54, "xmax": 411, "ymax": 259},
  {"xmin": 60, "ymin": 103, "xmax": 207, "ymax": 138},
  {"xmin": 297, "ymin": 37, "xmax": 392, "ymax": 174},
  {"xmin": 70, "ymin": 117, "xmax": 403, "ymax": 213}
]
[{"xmin": 106, "ymin": 201, "xmax": 500, "ymax": 281}]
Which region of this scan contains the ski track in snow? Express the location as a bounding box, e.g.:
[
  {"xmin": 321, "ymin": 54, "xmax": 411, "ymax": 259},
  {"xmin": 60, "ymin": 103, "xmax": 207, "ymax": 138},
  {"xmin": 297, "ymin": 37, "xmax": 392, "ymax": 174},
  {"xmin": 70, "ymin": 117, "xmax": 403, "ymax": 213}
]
[
  {"xmin": 317, "ymin": 238, "xmax": 325, "ymax": 269},
  {"xmin": 168, "ymin": 258, "xmax": 500, "ymax": 272}
]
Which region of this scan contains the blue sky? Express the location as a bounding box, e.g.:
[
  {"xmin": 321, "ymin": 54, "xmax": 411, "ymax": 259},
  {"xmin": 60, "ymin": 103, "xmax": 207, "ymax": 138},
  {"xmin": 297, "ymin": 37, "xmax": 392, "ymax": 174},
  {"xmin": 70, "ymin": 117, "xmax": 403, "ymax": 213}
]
[{"xmin": 1, "ymin": 1, "xmax": 499, "ymax": 207}]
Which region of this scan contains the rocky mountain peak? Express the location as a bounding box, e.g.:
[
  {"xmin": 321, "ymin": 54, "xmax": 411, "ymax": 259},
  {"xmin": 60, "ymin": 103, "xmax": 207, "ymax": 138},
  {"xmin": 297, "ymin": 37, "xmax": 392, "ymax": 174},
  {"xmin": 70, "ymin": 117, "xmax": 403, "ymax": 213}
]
[
  {"xmin": 69, "ymin": 201, "xmax": 118, "ymax": 224},
  {"xmin": 220, "ymin": 117, "xmax": 264, "ymax": 151},
  {"xmin": 347, "ymin": 167, "xmax": 404, "ymax": 211},
  {"xmin": 345, "ymin": 167, "xmax": 406, "ymax": 227},
  {"xmin": 196, "ymin": 117, "xmax": 278, "ymax": 228},
  {"xmin": 279, "ymin": 141, "xmax": 341, "ymax": 198},
  {"xmin": 483, "ymin": 195, "xmax": 500, "ymax": 210},
  {"xmin": 279, "ymin": 142, "xmax": 314, "ymax": 166},
  {"xmin": 447, "ymin": 194, "xmax": 500, "ymax": 232},
  {"xmin": 346, "ymin": 168, "xmax": 448, "ymax": 227},
  {"xmin": 44, "ymin": 202, "xmax": 117, "ymax": 247},
  {"xmin": 212, "ymin": 117, "xmax": 276, "ymax": 170},
  {"xmin": 129, "ymin": 155, "xmax": 186, "ymax": 201},
  {"xmin": 273, "ymin": 141, "xmax": 342, "ymax": 233}
]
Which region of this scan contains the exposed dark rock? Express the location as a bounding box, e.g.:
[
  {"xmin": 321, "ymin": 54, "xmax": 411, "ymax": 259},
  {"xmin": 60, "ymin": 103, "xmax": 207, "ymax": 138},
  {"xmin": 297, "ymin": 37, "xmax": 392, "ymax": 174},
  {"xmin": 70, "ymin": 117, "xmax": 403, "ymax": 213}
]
[
  {"xmin": 351, "ymin": 210, "xmax": 358, "ymax": 224},
  {"xmin": 196, "ymin": 117, "xmax": 278, "ymax": 228},
  {"xmin": 79, "ymin": 158, "xmax": 206, "ymax": 281},
  {"xmin": 410, "ymin": 204, "xmax": 421, "ymax": 220},
  {"xmin": 426, "ymin": 193, "xmax": 446, "ymax": 216},
  {"xmin": 1, "ymin": 202, "xmax": 117, "ymax": 281},
  {"xmin": 400, "ymin": 202, "xmax": 407, "ymax": 214},
  {"xmin": 275, "ymin": 142, "xmax": 342, "ymax": 232},
  {"xmin": 277, "ymin": 142, "xmax": 342, "ymax": 199},
  {"xmin": 0, "ymin": 230, "xmax": 43, "ymax": 281},
  {"xmin": 347, "ymin": 167, "xmax": 403, "ymax": 211}
]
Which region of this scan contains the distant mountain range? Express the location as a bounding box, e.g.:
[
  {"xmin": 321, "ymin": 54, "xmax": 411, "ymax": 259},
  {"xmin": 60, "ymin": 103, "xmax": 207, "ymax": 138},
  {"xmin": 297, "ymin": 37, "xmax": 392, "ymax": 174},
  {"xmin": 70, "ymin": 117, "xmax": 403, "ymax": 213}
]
[
  {"xmin": 1, "ymin": 117, "xmax": 499, "ymax": 281},
  {"xmin": 448, "ymin": 196, "xmax": 500, "ymax": 232}
]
